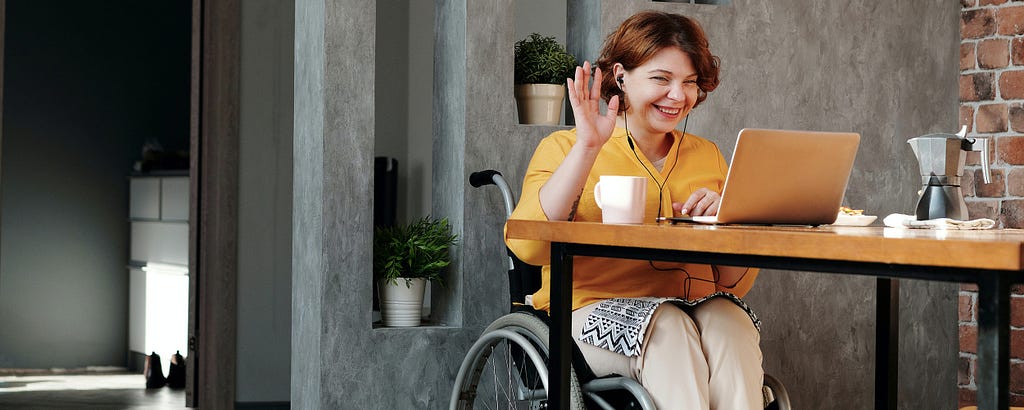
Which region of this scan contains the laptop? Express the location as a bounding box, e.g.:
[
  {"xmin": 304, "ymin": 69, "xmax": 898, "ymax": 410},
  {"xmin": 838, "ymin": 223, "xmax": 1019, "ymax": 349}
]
[{"xmin": 670, "ymin": 128, "xmax": 861, "ymax": 226}]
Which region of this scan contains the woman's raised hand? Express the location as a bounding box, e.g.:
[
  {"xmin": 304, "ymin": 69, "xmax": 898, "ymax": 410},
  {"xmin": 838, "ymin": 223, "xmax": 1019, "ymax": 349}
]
[
  {"xmin": 537, "ymin": 61, "xmax": 621, "ymax": 221},
  {"xmin": 566, "ymin": 61, "xmax": 620, "ymax": 151}
]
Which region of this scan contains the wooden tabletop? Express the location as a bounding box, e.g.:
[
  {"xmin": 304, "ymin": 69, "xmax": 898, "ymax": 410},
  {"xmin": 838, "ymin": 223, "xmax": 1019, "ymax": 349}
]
[{"xmin": 504, "ymin": 219, "xmax": 1024, "ymax": 272}]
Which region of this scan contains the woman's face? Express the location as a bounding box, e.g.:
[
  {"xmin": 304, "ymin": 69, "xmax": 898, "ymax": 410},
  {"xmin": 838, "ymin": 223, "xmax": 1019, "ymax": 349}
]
[{"xmin": 617, "ymin": 47, "xmax": 699, "ymax": 138}]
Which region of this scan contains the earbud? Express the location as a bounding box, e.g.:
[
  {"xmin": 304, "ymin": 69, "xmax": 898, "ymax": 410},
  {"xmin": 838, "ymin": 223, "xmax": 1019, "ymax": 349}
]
[{"xmin": 617, "ymin": 76, "xmax": 624, "ymax": 85}]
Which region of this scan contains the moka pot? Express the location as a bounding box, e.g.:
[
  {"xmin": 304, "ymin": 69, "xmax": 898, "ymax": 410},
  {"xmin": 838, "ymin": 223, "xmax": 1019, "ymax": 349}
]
[{"xmin": 907, "ymin": 126, "xmax": 991, "ymax": 221}]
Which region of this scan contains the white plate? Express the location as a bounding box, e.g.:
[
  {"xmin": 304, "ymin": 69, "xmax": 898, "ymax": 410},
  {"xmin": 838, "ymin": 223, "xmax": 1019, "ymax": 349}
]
[{"xmin": 832, "ymin": 214, "xmax": 877, "ymax": 226}]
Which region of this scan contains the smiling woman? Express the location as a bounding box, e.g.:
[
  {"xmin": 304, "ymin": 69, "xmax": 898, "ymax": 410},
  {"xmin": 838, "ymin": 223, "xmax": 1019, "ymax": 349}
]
[{"xmin": 505, "ymin": 10, "xmax": 768, "ymax": 409}]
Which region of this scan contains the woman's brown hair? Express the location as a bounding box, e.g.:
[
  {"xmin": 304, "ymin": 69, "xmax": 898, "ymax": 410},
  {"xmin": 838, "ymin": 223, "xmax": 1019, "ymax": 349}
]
[{"xmin": 596, "ymin": 11, "xmax": 720, "ymax": 113}]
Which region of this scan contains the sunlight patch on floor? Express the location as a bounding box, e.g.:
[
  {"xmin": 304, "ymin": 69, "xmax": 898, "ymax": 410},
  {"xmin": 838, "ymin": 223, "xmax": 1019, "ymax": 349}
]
[{"xmin": 0, "ymin": 373, "xmax": 145, "ymax": 392}]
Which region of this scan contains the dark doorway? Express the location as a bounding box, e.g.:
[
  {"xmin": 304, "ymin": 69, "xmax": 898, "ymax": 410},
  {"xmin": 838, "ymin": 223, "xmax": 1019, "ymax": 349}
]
[{"xmin": 0, "ymin": 0, "xmax": 193, "ymax": 407}]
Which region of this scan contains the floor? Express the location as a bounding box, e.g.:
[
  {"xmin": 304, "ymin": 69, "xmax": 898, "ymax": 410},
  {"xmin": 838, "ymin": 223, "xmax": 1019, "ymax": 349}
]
[{"xmin": 0, "ymin": 371, "xmax": 186, "ymax": 409}]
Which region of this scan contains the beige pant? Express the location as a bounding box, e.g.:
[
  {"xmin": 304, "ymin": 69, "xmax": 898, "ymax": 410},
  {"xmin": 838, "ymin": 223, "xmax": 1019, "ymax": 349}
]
[{"xmin": 572, "ymin": 298, "xmax": 763, "ymax": 410}]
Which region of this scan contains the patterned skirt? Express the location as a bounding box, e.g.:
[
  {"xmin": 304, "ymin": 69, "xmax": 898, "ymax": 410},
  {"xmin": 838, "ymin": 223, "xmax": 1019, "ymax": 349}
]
[{"xmin": 577, "ymin": 292, "xmax": 760, "ymax": 357}]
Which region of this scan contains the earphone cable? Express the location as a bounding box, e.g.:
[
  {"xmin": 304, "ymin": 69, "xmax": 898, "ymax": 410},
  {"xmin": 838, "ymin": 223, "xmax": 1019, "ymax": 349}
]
[{"xmin": 624, "ymin": 112, "xmax": 688, "ymax": 221}]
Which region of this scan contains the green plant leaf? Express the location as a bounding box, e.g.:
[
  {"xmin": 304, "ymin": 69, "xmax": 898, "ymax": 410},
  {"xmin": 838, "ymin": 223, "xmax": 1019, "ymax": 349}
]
[
  {"xmin": 372, "ymin": 216, "xmax": 458, "ymax": 287},
  {"xmin": 514, "ymin": 33, "xmax": 578, "ymax": 85}
]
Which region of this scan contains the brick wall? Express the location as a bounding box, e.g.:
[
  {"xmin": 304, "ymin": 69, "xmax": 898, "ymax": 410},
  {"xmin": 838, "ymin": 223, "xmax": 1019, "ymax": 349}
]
[{"xmin": 959, "ymin": 0, "xmax": 1024, "ymax": 407}]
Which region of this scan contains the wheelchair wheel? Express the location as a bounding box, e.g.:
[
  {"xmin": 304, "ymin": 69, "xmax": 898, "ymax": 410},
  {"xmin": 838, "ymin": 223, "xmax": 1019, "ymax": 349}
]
[{"xmin": 451, "ymin": 312, "xmax": 584, "ymax": 409}]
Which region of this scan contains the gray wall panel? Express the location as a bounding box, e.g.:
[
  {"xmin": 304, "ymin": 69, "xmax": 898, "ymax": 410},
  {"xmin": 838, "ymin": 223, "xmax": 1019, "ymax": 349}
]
[
  {"xmin": 291, "ymin": 0, "xmax": 325, "ymax": 407},
  {"xmin": 238, "ymin": 0, "xmax": 294, "ymax": 402},
  {"xmin": 319, "ymin": 0, "xmax": 377, "ymax": 408},
  {"xmin": 433, "ymin": 0, "xmax": 470, "ymax": 330}
]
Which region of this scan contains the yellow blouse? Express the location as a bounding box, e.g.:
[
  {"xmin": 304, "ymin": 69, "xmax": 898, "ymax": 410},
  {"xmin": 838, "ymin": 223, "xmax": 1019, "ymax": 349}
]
[{"xmin": 505, "ymin": 127, "xmax": 759, "ymax": 312}]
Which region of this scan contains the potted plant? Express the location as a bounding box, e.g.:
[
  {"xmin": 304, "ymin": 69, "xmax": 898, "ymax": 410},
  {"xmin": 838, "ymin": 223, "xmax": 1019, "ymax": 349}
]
[
  {"xmin": 373, "ymin": 216, "xmax": 458, "ymax": 327},
  {"xmin": 514, "ymin": 33, "xmax": 578, "ymax": 125}
]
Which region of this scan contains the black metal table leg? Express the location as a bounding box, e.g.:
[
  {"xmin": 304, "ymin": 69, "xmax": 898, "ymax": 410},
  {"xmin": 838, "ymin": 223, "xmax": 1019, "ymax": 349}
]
[
  {"xmin": 875, "ymin": 278, "xmax": 899, "ymax": 410},
  {"xmin": 549, "ymin": 242, "xmax": 573, "ymax": 410},
  {"xmin": 976, "ymin": 274, "xmax": 1010, "ymax": 410}
]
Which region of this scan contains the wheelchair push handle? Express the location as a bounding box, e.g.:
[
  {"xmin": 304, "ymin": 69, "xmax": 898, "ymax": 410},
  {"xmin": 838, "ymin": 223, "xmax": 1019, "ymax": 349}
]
[
  {"xmin": 469, "ymin": 170, "xmax": 502, "ymax": 187},
  {"xmin": 469, "ymin": 170, "xmax": 515, "ymax": 219}
]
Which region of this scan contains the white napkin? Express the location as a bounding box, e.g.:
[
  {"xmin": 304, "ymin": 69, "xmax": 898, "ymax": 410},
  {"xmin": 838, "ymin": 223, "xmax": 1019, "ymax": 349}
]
[{"xmin": 882, "ymin": 213, "xmax": 996, "ymax": 230}]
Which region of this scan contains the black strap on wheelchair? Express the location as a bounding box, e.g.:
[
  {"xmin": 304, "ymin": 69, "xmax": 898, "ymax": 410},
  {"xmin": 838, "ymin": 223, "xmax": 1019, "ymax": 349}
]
[{"xmin": 508, "ymin": 249, "xmax": 543, "ymax": 305}]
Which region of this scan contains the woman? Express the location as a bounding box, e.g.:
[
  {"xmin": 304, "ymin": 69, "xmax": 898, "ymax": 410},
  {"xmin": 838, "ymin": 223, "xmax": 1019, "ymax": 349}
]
[{"xmin": 506, "ymin": 11, "xmax": 763, "ymax": 410}]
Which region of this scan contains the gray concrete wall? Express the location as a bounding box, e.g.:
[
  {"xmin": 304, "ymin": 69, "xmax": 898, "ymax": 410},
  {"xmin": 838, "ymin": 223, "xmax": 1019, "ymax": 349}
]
[
  {"xmin": 291, "ymin": 0, "xmax": 327, "ymax": 407},
  {"xmin": 515, "ymin": 0, "xmax": 567, "ymax": 45},
  {"xmin": 237, "ymin": 0, "xmax": 294, "ymax": 403},
  {"xmin": 292, "ymin": 0, "xmax": 959, "ymax": 408},
  {"xmin": 292, "ymin": 0, "xmax": 512, "ymax": 407},
  {"xmin": 293, "ymin": 0, "xmax": 477, "ymax": 408}
]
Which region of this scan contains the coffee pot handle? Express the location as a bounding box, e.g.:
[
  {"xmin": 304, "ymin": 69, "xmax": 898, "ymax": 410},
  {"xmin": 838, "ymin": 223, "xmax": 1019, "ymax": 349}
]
[{"xmin": 969, "ymin": 137, "xmax": 992, "ymax": 184}]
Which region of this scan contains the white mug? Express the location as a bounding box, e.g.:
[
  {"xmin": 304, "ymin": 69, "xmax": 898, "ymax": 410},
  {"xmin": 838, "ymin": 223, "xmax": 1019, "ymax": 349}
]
[{"xmin": 593, "ymin": 176, "xmax": 647, "ymax": 224}]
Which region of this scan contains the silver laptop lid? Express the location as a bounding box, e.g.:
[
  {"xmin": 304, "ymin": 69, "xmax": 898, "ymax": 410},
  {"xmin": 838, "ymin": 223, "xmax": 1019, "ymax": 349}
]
[{"xmin": 714, "ymin": 128, "xmax": 861, "ymax": 225}]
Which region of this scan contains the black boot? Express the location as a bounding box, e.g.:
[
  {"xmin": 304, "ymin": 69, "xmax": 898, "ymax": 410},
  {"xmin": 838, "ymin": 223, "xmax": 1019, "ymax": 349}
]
[
  {"xmin": 166, "ymin": 350, "xmax": 186, "ymax": 389},
  {"xmin": 144, "ymin": 352, "xmax": 166, "ymax": 388}
]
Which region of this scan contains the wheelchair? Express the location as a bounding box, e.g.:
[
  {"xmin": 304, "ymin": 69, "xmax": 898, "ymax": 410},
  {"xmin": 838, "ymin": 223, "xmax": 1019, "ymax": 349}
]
[{"xmin": 451, "ymin": 170, "xmax": 791, "ymax": 410}]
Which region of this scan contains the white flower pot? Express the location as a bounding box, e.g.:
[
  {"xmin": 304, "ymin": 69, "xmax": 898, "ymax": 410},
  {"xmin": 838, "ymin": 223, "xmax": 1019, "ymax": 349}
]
[
  {"xmin": 515, "ymin": 84, "xmax": 566, "ymax": 125},
  {"xmin": 379, "ymin": 278, "xmax": 426, "ymax": 327}
]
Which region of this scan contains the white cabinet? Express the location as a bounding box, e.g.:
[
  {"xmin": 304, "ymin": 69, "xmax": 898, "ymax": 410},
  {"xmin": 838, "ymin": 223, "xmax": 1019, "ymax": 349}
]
[
  {"xmin": 160, "ymin": 177, "xmax": 189, "ymax": 221},
  {"xmin": 128, "ymin": 175, "xmax": 189, "ymax": 371},
  {"xmin": 130, "ymin": 222, "xmax": 188, "ymax": 265},
  {"xmin": 129, "ymin": 176, "xmax": 189, "ymax": 265},
  {"xmin": 130, "ymin": 176, "xmax": 189, "ymax": 221},
  {"xmin": 129, "ymin": 178, "xmax": 160, "ymax": 219}
]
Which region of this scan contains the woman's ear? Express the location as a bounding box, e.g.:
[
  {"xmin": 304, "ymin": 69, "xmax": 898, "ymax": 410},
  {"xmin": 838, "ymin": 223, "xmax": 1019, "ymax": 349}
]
[{"xmin": 612, "ymin": 63, "xmax": 626, "ymax": 89}]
